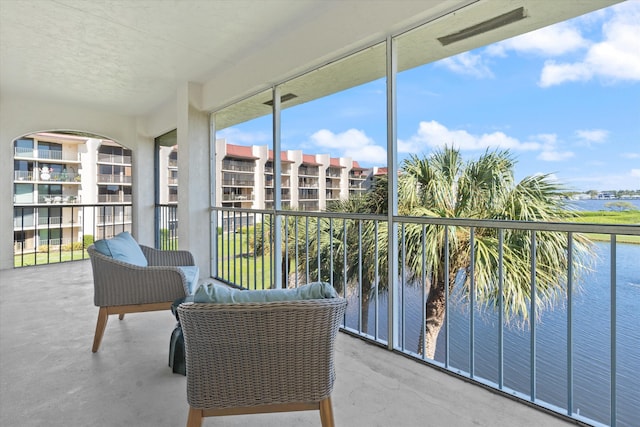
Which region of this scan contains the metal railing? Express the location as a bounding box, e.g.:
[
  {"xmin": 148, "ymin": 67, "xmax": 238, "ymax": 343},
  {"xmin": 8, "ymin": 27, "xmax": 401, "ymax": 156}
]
[
  {"xmin": 14, "ymin": 147, "xmax": 80, "ymax": 162},
  {"xmin": 97, "ymin": 174, "xmax": 132, "ymax": 184},
  {"xmin": 13, "ymin": 204, "xmax": 133, "ymax": 267},
  {"xmin": 97, "ymin": 153, "xmax": 132, "ymax": 164},
  {"xmin": 212, "ymin": 207, "xmax": 639, "ymax": 427},
  {"xmin": 156, "ymin": 204, "xmax": 179, "ymax": 250},
  {"xmin": 14, "ymin": 170, "xmax": 81, "ymax": 182},
  {"xmin": 97, "ymin": 194, "xmax": 133, "ymax": 203},
  {"xmin": 222, "ymin": 161, "xmax": 255, "ymax": 172}
]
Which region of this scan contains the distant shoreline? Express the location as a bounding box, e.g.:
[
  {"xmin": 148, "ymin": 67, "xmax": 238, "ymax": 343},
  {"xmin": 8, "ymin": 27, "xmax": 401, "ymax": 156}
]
[{"xmin": 567, "ymin": 209, "xmax": 640, "ymax": 244}]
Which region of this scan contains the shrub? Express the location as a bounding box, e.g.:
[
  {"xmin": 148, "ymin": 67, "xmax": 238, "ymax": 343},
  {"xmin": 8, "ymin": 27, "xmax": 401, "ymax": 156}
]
[
  {"xmin": 38, "ymin": 245, "xmax": 49, "ymax": 253},
  {"xmin": 83, "ymin": 235, "xmax": 94, "ymax": 247},
  {"xmin": 238, "ymin": 226, "xmax": 255, "ymax": 235}
]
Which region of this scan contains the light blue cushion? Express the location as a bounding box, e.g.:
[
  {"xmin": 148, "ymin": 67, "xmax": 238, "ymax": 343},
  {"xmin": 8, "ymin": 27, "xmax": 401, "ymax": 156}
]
[
  {"xmin": 192, "ymin": 281, "xmax": 338, "ymax": 303},
  {"xmin": 178, "ymin": 266, "xmax": 200, "ymax": 295},
  {"xmin": 93, "ymin": 231, "xmax": 148, "ymax": 267}
]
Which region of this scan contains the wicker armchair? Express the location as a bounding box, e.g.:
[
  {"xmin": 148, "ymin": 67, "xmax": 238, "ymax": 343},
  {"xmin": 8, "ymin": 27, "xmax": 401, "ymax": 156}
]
[
  {"xmin": 178, "ymin": 298, "xmax": 347, "ymax": 427},
  {"xmin": 87, "ymin": 244, "xmax": 195, "ymax": 352}
]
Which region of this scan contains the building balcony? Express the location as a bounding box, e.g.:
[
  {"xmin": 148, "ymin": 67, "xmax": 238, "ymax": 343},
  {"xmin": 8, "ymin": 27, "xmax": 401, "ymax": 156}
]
[
  {"xmin": 97, "ymin": 153, "xmax": 132, "ymax": 164},
  {"xmin": 298, "ymin": 167, "xmax": 319, "ymax": 177},
  {"xmin": 97, "ymin": 174, "xmax": 133, "ymax": 184},
  {"xmin": 222, "ymin": 161, "xmax": 255, "ymax": 173},
  {"xmin": 222, "ymin": 179, "xmax": 255, "ymax": 187},
  {"xmin": 210, "ymin": 208, "xmax": 638, "ymax": 427},
  {"xmin": 98, "ymin": 194, "xmax": 133, "ymax": 203},
  {"xmin": 14, "ymin": 147, "xmax": 81, "ymax": 163},
  {"xmin": 14, "ymin": 170, "xmax": 82, "ymax": 183},
  {"xmin": 221, "ymin": 194, "xmax": 254, "ymax": 201},
  {"xmin": 0, "ymin": 260, "xmax": 576, "ymax": 427}
]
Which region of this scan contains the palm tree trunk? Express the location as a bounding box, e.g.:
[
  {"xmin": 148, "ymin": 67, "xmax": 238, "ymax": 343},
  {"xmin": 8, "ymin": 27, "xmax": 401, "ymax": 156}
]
[
  {"xmin": 422, "ymin": 279, "xmax": 446, "ymax": 359},
  {"xmin": 418, "ymin": 280, "xmax": 446, "ymax": 359},
  {"xmin": 361, "ymin": 289, "xmax": 370, "ymax": 334}
]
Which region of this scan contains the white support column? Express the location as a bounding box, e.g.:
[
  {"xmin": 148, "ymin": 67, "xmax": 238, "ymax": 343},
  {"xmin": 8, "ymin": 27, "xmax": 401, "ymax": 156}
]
[
  {"xmin": 177, "ymin": 82, "xmax": 211, "ymax": 277},
  {"xmin": 386, "ymin": 36, "xmax": 399, "ymax": 351}
]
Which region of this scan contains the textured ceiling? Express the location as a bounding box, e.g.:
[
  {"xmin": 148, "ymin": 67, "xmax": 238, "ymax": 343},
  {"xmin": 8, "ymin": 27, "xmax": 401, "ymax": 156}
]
[{"xmin": 0, "ymin": 0, "xmax": 621, "ymax": 119}]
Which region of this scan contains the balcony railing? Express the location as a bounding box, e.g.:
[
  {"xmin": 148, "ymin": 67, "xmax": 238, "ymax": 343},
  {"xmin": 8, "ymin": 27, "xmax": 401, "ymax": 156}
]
[
  {"xmin": 97, "ymin": 194, "xmax": 133, "ymax": 203},
  {"xmin": 211, "ymin": 207, "xmax": 639, "ymax": 427},
  {"xmin": 222, "ymin": 179, "xmax": 255, "ymax": 186},
  {"xmin": 222, "ymin": 194, "xmax": 254, "ymax": 201},
  {"xmin": 155, "ymin": 204, "xmax": 179, "ymax": 250},
  {"xmin": 13, "ymin": 203, "xmax": 133, "ymax": 267},
  {"xmin": 222, "ymin": 161, "xmax": 254, "ymax": 172},
  {"xmin": 97, "ymin": 153, "xmax": 132, "ymax": 164},
  {"xmin": 14, "ymin": 147, "xmax": 81, "ymax": 162},
  {"xmin": 14, "ymin": 170, "xmax": 81, "ymax": 183},
  {"xmin": 97, "ymin": 174, "xmax": 132, "ymax": 184},
  {"xmin": 299, "ymin": 166, "xmax": 319, "ymax": 176}
]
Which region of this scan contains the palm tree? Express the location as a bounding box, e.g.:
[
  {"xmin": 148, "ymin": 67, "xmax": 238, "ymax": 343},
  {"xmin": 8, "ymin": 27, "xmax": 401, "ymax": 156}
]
[{"xmin": 318, "ymin": 147, "xmax": 593, "ymax": 358}]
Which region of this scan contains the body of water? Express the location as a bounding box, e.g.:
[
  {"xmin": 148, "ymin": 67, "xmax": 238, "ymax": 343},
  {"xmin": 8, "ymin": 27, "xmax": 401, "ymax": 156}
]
[
  {"xmin": 568, "ymin": 198, "xmax": 640, "ymax": 212},
  {"xmin": 346, "ymin": 242, "xmax": 640, "ymax": 426}
]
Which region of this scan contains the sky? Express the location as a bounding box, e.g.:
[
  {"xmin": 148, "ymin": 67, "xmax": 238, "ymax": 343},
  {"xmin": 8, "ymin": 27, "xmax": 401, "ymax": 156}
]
[{"xmin": 218, "ymin": 1, "xmax": 640, "ymax": 193}]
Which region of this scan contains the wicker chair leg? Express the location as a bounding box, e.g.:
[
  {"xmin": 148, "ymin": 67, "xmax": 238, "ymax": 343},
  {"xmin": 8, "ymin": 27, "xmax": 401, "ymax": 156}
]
[
  {"xmin": 186, "ymin": 407, "xmax": 203, "ymax": 427},
  {"xmin": 92, "ymin": 307, "xmax": 109, "ymax": 353},
  {"xmin": 319, "ymin": 397, "xmax": 335, "ymax": 427},
  {"xmin": 118, "ymin": 313, "xmax": 125, "ymax": 320}
]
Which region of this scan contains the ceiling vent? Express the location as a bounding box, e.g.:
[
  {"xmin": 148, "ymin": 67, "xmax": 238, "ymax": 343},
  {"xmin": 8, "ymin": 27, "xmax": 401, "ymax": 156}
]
[
  {"xmin": 437, "ymin": 6, "xmax": 526, "ymax": 46},
  {"xmin": 263, "ymin": 93, "xmax": 298, "ymax": 106}
]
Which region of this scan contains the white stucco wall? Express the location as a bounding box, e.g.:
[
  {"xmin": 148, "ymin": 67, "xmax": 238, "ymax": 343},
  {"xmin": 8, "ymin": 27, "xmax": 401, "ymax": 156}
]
[{"xmin": 0, "ymin": 94, "xmax": 155, "ymax": 270}]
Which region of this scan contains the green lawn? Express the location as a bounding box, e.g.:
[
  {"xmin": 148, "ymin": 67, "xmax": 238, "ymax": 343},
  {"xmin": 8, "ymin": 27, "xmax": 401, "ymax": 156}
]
[
  {"xmin": 216, "ymin": 232, "xmax": 273, "ymax": 289},
  {"xmin": 568, "ymin": 210, "xmax": 640, "ymax": 244},
  {"xmin": 15, "ymin": 250, "xmax": 89, "ymax": 267}
]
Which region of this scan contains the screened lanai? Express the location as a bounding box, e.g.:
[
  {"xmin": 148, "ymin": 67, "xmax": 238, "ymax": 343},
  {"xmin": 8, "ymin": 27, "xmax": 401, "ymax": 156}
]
[{"xmin": 2, "ymin": 2, "xmax": 637, "ymax": 427}]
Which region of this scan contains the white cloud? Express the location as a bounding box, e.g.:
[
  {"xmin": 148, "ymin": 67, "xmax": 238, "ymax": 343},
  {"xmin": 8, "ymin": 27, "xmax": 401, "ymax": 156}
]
[
  {"xmin": 539, "ymin": 2, "xmax": 640, "ymax": 87},
  {"xmin": 398, "ymin": 120, "xmax": 541, "ymax": 153},
  {"xmin": 575, "ymin": 129, "xmax": 609, "ymax": 143},
  {"xmin": 216, "ymin": 127, "xmax": 270, "ymax": 145},
  {"xmin": 438, "ymin": 52, "xmax": 494, "ymax": 78},
  {"xmin": 309, "ymin": 128, "xmax": 386, "ymax": 164},
  {"xmin": 531, "ymin": 133, "xmax": 575, "ymax": 162},
  {"xmin": 622, "ymin": 152, "xmax": 640, "ymax": 159},
  {"xmin": 632, "ymin": 169, "xmax": 640, "ymax": 178},
  {"xmin": 539, "ymin": 61, "xmax": 592, "ymax": 87},
  {"xmin": 487, "ymin": 22, "xmax": 588, "ymax": 57},
  {"xmin": 537, "ymin": 150, "xmax": 575, "ymax": 162}
]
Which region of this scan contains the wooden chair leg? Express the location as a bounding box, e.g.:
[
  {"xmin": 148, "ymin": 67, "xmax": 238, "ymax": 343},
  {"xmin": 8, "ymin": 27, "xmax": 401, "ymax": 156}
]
[
  {"xmin": 186, "ymin": 407, "xmax": 203, "ymax": 427},
  {"xmin": 92, "ymin": 307, "xmax": 109, "ymax": 353},
  {"xmin": 319, "ymin": 397, "xmax": 335, "ymax": 427},
  {"xmin": 118, "ymin": 313, "xmax": 125, "ymax": 320}
]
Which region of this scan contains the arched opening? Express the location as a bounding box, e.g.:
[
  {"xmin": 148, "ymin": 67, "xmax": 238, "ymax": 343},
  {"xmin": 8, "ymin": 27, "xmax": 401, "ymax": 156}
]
[{"xmin": 12, "ymin": 130, "xmax": 133, "ymax": 267}]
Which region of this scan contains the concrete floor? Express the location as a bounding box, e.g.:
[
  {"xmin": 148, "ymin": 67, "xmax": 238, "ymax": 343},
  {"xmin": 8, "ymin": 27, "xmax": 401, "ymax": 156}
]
[{"xmin": 0, "ymin": 260, "xmax": 574, "ymax": 427}]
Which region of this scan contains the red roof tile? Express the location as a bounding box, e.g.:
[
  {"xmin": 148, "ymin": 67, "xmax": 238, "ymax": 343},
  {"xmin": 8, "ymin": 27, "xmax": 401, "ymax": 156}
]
[
  {"xmin": 226, "ymin": 143, "xmax": 258, "ymax": 159},
  {"xmin": 302, "ymin": 154, "xmax": 321, "ymax": 166}
]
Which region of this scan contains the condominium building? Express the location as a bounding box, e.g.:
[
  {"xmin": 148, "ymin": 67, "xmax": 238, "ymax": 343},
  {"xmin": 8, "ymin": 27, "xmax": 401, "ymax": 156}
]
[
  {"xmin": 158, "ymin": 139, "xmax": 374, "ymax": 211},
  {"xmin": 12, "ymin": 132, "xmax": 133, "ymax": 253},
  {"xmin": 14, "ymin": 133, "xmax": 376, "ymax": 253}
]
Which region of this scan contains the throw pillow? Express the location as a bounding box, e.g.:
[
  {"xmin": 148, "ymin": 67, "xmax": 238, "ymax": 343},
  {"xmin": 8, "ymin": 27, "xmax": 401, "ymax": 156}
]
[
  {"xmin": 93, "ymin": 231, "xmax": 148, "ymax": 267},
  {"xmin": 192, "ymin": 281, "xmax": 338, "ymax": 303}
]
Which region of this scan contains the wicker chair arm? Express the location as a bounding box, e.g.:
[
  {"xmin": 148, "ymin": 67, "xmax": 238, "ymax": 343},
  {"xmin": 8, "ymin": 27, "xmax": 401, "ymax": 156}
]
[
  {"xmin": 88, "ymin": 246, "xmax": 187, "ymax": 307},
  {"xmin": 140, "ymin": 245, "xmax": 195, "ymax": 267}
]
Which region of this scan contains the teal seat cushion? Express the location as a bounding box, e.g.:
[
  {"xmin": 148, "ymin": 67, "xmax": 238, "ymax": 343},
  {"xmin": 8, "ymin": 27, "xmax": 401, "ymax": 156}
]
[
  {"xmin": 192, "ymin": 281, "xmax": 338, "ymax": 303},
  {"xmin": 93, "ymin": 231, "xmax": 148, "ymax": 267},
  {"xmin": 178, "ymin": 266, "xmax": 200, "ymax": 295}
]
